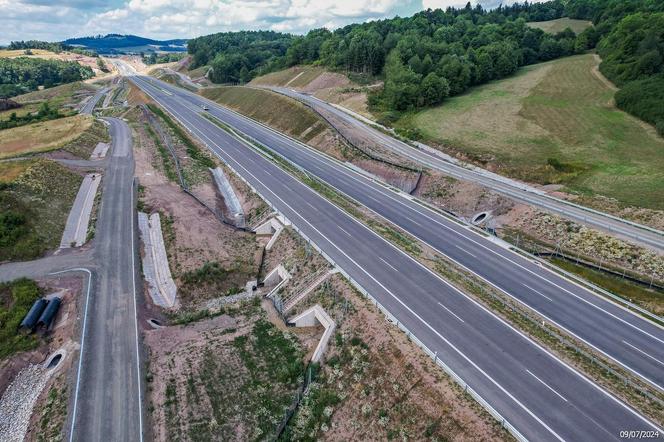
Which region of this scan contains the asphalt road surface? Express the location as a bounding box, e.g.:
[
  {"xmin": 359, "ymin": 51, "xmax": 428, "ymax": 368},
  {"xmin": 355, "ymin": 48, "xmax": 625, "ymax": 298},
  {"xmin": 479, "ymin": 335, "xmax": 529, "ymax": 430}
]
[
  {"xmin": 80, "ymin": 87, "xmax": 109, "ymax": 115},
  {"xmin": 128, "ymin": 72, "xmax": 661, "ymax": 441},
  {"xmin": 268, "ymin": 86, "xmax": 664, "ymax": 252},
  {"xmin": 68, "ymin": 117, "xmax": 143, "ymax": 442},
  {"xmin": 136, "ymin": 75, "xmax": 664, "ymax": 394}
]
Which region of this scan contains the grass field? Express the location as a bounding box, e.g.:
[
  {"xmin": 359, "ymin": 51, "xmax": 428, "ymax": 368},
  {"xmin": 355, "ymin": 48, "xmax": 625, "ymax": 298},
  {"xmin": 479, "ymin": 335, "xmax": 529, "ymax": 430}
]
[
  {"xmin": 0, "ymin": 114, "xmax": 93, "ymax": 159},
  {"xmin": 250, "ymin": 65, "xmax": 325, "ymax": 88},
  {"xmin": 0, "ymin": 159, "xmax": 37, "ymax": 183},
  {"xmin": 201, "ymin": 86, "xmax": 328, "ymax": 142},
  {"xmin": 0, "ymin": 49, "xmax": 54, "ymax": 58},
  {"xmin": 527, "ymin": 17, "xmax": 592, "ymax": 34},
  {"xmin": 396, "ymin": 54, "xmax": 664, "ymax": 209},
  {"xmin": 0, "ymin": 159, "xmax": 82, "ymax": 261}
]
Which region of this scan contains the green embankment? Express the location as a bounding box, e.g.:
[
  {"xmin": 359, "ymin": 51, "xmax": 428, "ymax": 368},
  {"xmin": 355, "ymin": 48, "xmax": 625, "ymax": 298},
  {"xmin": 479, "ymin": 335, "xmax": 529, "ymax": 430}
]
[
  {"xmin": 396, "ymin": 54, "xmax": 664, "ymax": 209},
  {"xmin": 201, "ymin": 86, "xmax": 328, "ymax": 143}
]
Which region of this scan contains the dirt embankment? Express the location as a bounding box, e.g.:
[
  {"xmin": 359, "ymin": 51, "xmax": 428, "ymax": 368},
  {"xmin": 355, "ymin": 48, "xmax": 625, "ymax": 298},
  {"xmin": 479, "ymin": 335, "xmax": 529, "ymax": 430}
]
[
  {"xmin": 0, "ymin": 275, "xmax": 84, "ymax": 442},
  {"xmin": 130, "ymin": 104, "xmax": 263, "ymax": 310}
]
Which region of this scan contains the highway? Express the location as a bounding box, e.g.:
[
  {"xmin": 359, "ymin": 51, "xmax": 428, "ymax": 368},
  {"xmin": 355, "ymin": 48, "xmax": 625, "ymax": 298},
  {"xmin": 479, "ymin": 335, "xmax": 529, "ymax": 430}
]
[
  {"xmin": 268, "ymin": 86, "xmax": 664, "ymax": 252},
  {"xmin": 134, "ymin": 74, "xmax": 664, "ymax": 394},
  {"xmin": 127, "ymin": 71, "xmax": 661, "ymax": 441},
  {"xmin": 68, "ymin": 117, "xmax": 143, "ymax": 442}
]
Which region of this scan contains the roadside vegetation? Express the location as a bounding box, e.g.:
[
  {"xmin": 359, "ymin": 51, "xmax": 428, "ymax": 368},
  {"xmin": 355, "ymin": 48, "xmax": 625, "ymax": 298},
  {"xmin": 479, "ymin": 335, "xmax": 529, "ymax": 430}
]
[
  {"xmin": 201, "ymin": 87, "xmax": 328, "ymax": 143},
  {"xmin": 0, "ymin": 115, "xmax": 93, "ymax": 159},
  {"xmin": 395, "ymin": 54, "xmax": 664, "ymax": 209},
  {"xmin": 0, "ymin": 278, "xmax": 41, "ymax": 360},
  {"xmin": 548, "ymin": 257, "xmax": 663, "ymax": 315},
  {"xmin": 0, "ymin": 159, "xmax": 82, "ymax": 261},
  {"xmin": 0, "ymin": 57, "xmax": 93, "ymax": 98}
]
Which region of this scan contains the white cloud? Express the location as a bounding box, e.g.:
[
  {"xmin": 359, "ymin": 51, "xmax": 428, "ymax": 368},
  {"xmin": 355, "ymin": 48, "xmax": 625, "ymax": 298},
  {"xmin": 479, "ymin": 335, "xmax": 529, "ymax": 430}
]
[
  {"xmin": 0, "ymin": 0, "xmax": 419, "ymax": 44},
  {"xmin": 423, "ymin": 0, "xmax": 546, "ymax": 9}
]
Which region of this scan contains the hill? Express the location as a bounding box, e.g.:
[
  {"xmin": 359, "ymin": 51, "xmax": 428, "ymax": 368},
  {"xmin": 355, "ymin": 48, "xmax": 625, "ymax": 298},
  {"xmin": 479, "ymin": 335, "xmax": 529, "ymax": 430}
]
[
  {"xmin": 63, "ymin": 34, "xmax": 187, "ymax": 54},
  {"xmin": 394, "ymin": 54, "xmax": 664, "ymax": 210}
]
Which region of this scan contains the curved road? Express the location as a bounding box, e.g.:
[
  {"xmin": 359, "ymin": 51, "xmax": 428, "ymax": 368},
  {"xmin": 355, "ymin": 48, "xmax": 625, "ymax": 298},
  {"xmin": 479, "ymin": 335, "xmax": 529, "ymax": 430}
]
[{"xmin": 268, "ymin": 86, "xmax": 664, "ymax": 252}]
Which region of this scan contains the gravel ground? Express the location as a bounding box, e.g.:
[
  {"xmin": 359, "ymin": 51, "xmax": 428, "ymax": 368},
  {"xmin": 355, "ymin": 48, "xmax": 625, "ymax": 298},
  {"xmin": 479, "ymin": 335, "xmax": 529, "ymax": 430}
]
[{"xmin": 0, "ymin": 364, "xmax": 50, "ymax": 442}]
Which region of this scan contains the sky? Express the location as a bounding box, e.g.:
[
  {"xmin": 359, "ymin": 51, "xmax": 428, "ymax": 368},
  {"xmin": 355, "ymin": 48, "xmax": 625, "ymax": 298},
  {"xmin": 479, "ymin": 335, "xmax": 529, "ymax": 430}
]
[{"xmin": 1, "ymin": 0, "xmax": 543, "ymax": 44}]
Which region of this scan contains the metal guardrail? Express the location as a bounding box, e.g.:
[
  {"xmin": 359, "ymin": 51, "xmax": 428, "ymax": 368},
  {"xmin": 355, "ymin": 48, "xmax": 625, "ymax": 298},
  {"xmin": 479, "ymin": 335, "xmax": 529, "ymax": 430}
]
[{"xmin": 211, "ymin": 143, "xmax": 529, "ymax": 442}]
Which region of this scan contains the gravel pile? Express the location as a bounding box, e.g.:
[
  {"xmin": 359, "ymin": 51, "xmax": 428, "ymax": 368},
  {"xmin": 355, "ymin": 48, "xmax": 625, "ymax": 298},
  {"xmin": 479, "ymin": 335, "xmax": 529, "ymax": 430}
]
[{"xmin": 0, "ymin": 364, "xmax": 50, "ymax": 442}]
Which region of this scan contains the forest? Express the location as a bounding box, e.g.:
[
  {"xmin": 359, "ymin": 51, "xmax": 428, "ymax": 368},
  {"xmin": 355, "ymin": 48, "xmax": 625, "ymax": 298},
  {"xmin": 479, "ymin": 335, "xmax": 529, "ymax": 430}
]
[
  {"xmin": 155, "ymin": 1, "xmax": 663, "ymax": 133},
  {"xmin": 0, "ymin": 57, "xmax": 94, "ymax": 98}
]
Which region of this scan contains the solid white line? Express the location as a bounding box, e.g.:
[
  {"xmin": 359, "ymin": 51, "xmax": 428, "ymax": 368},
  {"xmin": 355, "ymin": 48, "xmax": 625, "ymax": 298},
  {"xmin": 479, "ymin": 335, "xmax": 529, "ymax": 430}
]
[
  {"xmin": 623, "ymin": 341, "xmax": 664, "ymax": 367},
  {"xmin": 130, "ymin": 174, "xmax": 144, "ymax": 442},
  {"xmin": 237, "ymin": 111, "xmax": 664, "ymax": 341},
  {"xmin": 142, "ymin": 96, "xmax": 567, "ymax": 441},
  {"xmin": 437, "ymin": 302, "xmax": 465, "ymax": 323},
  {"xmin": 232, "ymin": 109, "xmax": 664, "ymax": 387},
  {"xmin": 378, "ymin": 256, "xmax": 400, "ymax": 273},
  {"xmin": 136, "ymin": 77, "xmax": 662, "ymax": 436},
  {"xmin": 523, "ymin": 283, "xmax": 553, "ymax": 302},
  {"xmin": 50, "ymin": 268, "xmax": 91, "ymax": 442},
  {"xmin": 455, "ymin": 245, "xmax": 477, "ymax": 258},
  {"xmin": 527, "ymin": 370, "xmax": 568, "ymax": 402}
]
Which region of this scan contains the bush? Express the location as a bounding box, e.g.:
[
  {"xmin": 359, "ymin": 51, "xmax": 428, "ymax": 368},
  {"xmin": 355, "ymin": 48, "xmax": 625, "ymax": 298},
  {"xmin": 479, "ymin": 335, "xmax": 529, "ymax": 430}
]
[{"xmin": 614, "ymin": 75, "xmax": 664, "ymax": 137}]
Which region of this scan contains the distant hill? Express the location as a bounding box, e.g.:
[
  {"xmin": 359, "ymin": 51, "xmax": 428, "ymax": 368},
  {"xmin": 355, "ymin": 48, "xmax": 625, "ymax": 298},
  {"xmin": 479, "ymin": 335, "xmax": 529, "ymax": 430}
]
[{"xmin": 63, "ymin": 34, "xmax": 187, "ymax": 55}]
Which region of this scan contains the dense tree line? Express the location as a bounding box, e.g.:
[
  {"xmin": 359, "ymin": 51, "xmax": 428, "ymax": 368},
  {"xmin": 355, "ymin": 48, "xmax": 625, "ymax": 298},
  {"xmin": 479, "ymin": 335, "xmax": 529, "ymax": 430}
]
[
  {"xmin": 8, "ymin": 40, "xmax": 67, "ymax": 53},
  {"xmin": 563, "ymin": 0, "xmax": 664, "ymax": 135},
  {"xmin": 283, "ymin": 4, "xmax": 582, "ymax": 111},
  {"xmin": 7, "ymin": 40, "xmax": 98, "ymax": 57},
  {"xmin": 143, "ymin": 52, "xmax": 187, "ymax": 65},
  {"xmin": 187, "ymin": 31, "xmax": 294, "ymax": 83},
  {"xmin": 0, "ymin": 57, "xmax": 94, "ymax": 98}
]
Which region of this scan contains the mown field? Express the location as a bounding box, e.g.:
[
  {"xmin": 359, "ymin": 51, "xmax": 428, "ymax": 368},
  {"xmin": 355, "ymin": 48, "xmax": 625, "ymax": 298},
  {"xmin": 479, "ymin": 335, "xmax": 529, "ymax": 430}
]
[
  {"xmin": 250, "ymin": 65, "xmax": 326, "ymax": 88},
  {"xmin": 201, "ymin": 86, "xmax": 328, "ymax": 142},
  {"xmin": 527, "ymin": 17, "xmax": 592, "ymax": 34},
  {"xmin": 396, "ymin": 54, "xmax": 664, "ymax": 210},
  {"xmin": 0, "ymin": 114, "xmax": 93, "ymax": 159}
]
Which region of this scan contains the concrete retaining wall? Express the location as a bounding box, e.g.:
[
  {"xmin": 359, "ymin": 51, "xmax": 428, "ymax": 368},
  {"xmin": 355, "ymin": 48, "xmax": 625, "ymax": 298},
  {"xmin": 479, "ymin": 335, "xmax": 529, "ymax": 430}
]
[
  {"xmin": 211, "ymin": 167, "xmax": 245, "ymax": 228},
  {"xmin": 289, "ymin": 305, "xmax": 335, "ymax": 363},
  {"xmin": 138, "ymin": 212, "xmax": 177, "ymax": 308},
  {"xmin": 60, "ymin": 174, "xmax": 100, "ymax": 248}
]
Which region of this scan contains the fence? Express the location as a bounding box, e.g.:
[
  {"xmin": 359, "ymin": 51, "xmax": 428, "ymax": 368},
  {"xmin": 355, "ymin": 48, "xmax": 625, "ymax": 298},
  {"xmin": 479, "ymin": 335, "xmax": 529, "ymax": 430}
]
[{"xmin": 189, "ymin": 109, "xmax": 531, "ymax": 442}]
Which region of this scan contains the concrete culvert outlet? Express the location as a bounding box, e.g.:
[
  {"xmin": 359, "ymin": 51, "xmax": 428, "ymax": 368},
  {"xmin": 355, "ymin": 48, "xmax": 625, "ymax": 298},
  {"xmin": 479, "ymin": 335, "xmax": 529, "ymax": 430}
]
[
  {"xmin": 148, "ymin": 318, "xmax": 163, "ymax": 328},
  {"xmin": 44, "ymin": 349, "xmax": 66, "ymax": 371},
  {"xmin": 472, "ymin": 211, "xmax": 490, "ymax": 225},
  {"xmin": 47, "ymin": 354, "xmax": 62, "ymax": 369}
]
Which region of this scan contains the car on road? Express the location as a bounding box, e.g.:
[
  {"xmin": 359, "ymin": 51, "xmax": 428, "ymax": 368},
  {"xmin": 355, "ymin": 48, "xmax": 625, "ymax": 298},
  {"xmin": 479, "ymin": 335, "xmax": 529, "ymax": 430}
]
[{"xmin": 202, "ymin": 105, "xmax": 209, "ymax": 111}]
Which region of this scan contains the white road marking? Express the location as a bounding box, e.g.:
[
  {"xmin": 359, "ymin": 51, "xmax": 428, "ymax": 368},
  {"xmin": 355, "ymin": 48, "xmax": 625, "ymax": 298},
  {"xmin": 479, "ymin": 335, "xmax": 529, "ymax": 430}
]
[
  {"xmin": 455, "ymin": 245, "xmax": 477, "ymax": 258},
  {"xmin": 404, "ymin": 215, "xmax": 421, "ymax": 226},
  {"xmin": 379, "ymin": 256, "xmax": 400, "ymax": 273},
  {"xmin": 130, "ymin": 176, "xmax": 145, "ymax": 442},
  {"xmin": 154, "ymin": 105, "xmax": 570, "ymax": 442},
  {"xmin": 437, "ymin": 302, "xmax": 465, "ymax": 323},
  {"xmin": 338, "ymin": 225, "xmax": 352, "ymax": 237},
  {"xmin": 52, "ymin": 268, "xmax": 91, "ymax": 442},
  {"xmin": 623, "ymin": 341, "xmax": 664, "ymax": 367},
  {"xmin": 522, "ymin": 283, "xmax": 553, "ymax": 302},
  {"xmin": 305, "ymin": 201, "xmax": 318, "ymax": 212},
  {"xmin": 134, "ymin": 78, "xmax": 660, "ymax": 437},
  {"xmin": 527, "ymin": 370, "xmax": 567, "ymax": 402}
]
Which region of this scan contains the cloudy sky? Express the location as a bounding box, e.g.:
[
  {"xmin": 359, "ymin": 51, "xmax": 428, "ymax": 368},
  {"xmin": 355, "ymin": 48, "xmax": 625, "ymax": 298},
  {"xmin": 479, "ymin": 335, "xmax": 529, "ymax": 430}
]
[{"xmin": 1, "ymin": 0, "xmax": 539, "ymax": 44}]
